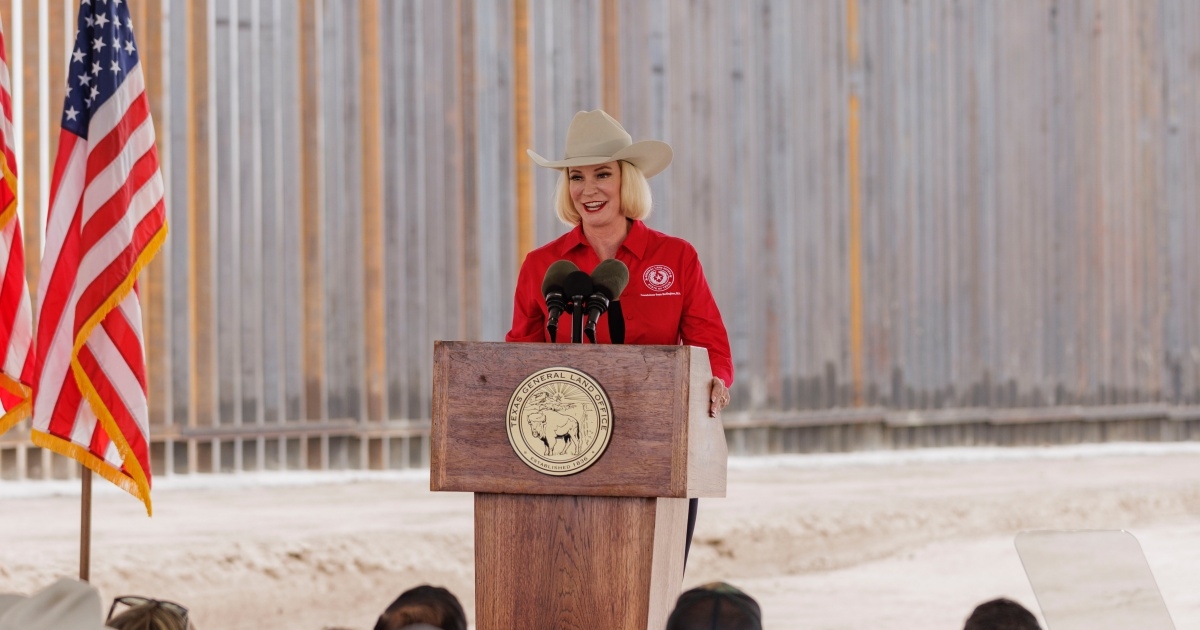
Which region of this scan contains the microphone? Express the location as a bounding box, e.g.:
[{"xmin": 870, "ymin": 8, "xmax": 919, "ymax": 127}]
[
  {"xmin": 563, "ymin": 271, "xmax": 594, "ymax": 344},
  {"xmin": 584, "ymin": 259, "xmax": 630, "ymax": 342},
  {"xmin": 541, "ymin": 260, "xmax": 579, "ymax": 342}
]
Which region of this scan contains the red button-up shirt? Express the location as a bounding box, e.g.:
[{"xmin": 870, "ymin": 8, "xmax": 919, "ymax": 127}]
[{"xmin": 505, "ymin": 220, "xmax": 734, "ymax": 386}]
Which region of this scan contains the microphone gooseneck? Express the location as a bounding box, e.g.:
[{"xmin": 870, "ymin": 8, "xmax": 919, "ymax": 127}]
[
  {"xmin": 542, "ymin": 260, "xmax": 579, "ymax": 342},
  {"xmin": 563, "ymin": 271, "xmax": 593, "ymax": 344},
  {"xmin": 585, "ymin": 259, "xmax": 630, "ymax": 342}
]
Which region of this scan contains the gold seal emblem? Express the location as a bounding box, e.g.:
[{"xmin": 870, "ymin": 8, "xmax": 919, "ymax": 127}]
[{"xmin": 506, "ymin": 367, "xmax": 613, "ymax": 476}]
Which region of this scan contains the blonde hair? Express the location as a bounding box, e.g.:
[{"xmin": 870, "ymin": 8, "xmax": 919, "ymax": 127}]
[
  {"xmin": 554, "ymin": 160, "xmax": 653, "ymax": 226},
  {"xmin": 107, "ymin": 603, "xmax": 192, "ymax": 630}
]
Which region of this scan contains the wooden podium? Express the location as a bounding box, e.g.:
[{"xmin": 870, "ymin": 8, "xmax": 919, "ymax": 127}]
[{"xmin": 430, "ymin": 341, "xmax": 728, "ymax": 630}]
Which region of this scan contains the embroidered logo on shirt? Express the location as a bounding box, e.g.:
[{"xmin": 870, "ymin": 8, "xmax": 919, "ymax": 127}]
[{"xmin": 643, "ymin": 265, "xmax": 675, "ymax": 292}]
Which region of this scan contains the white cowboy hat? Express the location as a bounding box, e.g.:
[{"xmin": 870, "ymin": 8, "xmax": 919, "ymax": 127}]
[
  {"xmin": 0, "ymin": 578, "xmax": 108, "ymax": 630},
  {"xmin": 527, "ymin": 109, "xmax": 673, "ymax": 178}
]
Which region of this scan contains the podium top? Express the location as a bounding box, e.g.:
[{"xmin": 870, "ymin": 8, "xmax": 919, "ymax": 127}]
[{"xmin": 430, "ymin": 341, "xmax": 727, "ymax": 499}]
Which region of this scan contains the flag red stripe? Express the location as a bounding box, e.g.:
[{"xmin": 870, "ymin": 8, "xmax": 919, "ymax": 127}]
[
  {"xmin": 0, "ymin": 94, "xmax": 11, "ymax": 134},
  {"xmin": 74, "ymin": 204, "xmax": 165, "ymax": 330},
  {"xmin": 36, "ymin": 135, "xmax": 86, "ymax": 368},
  {"xmin": 17, "ymin": 340, "xmax": 32, "ymax": 386},
  {"xmin": 101, "ymin": 306, "xmax": 147, "ymax": 393},
  {"xmin": 44, "ymin": 364, "xmax": 83, "ymax": 437},
  {"xmin": 31, "ymin": 197, "xmax": 83, "ymax": 380},
  {"xmin": 78, "ymin": 344, "xmax": 149, "ymax": 466},
  {"xmin": 0, "ymin": 230, "xmax": 25, "ymax": 358},
  {"xmin": 87, "ymin": 408, "xmax": 112, "ymax": 457},
  {"xmin": 80, "ymin": 147, "xmax": 160, "ymax": 253},
  {"xmin": 83, "ymin": 92, "xmax": 150, "ymax": 184},
  {"xmin": 46, "ymin": 131, "xmax": 82, "ymax": 218}
]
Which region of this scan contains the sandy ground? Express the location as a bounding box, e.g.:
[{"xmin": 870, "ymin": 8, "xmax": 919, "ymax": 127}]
[{"xmin": 2, "ymin": 443, "xmax": 1199, "ymax": 629}]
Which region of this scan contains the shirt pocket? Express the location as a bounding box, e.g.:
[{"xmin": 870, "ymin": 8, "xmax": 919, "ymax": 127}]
[{"xmin": 622, "ymin": 292, "xmax": 684, "ymax": 345}]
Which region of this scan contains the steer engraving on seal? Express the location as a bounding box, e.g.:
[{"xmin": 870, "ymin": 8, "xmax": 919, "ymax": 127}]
[{"xmin": 506, "ymin": 367, "xmax": 613, "ymax": 476}]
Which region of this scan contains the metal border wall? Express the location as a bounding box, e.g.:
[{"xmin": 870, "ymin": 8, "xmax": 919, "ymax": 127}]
[{"xmin": 1, "ymin": 0, "xmax": 1199, "ymax": 479}]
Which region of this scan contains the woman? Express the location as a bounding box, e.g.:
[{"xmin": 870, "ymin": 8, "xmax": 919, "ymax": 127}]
[
  {"xmin": 506, "ymin": 109, "xmax": 733, "ymax": 415},
  {"xmin": 506, "ymin": 110, "xmax": 734, "ymax": 563}
]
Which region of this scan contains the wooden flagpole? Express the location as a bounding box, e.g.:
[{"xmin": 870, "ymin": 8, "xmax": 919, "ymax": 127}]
[{"xmin": 80, "ymin": 468, "xmax": 92, "ymax": 581}]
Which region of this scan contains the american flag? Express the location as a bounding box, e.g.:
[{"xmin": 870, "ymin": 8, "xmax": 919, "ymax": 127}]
[
  {"xmin": 30, "ymin": 0, "xmax": 167, "ymax": 515},
  {"xmin": 0, "ymin": 14, "xmax": 33, "ymax": 436}
]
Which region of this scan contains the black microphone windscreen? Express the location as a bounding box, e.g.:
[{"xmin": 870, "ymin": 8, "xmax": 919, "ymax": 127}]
[
  {"xmin": 590, "ymin": 259, "xmax": 630, "ymax": 299},
  {"xmin": 541, "ymin": 260, "xmax": 579, "ymax": 294},
  {"xmin": 563, "ymin": 270, "xmax": 593, "ymax": 298}
]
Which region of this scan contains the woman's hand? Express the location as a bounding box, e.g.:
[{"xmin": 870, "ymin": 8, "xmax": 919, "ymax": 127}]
[{"xmin": 709, "ymin": 377, "xmax": 730, "ymax": 418}]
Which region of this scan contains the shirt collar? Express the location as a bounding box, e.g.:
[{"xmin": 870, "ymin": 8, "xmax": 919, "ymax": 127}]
[
  {"xmin": 557, "ymin": 223, "xmax": 590, "ymax": 256},
  {"xmin": 556, "ymin": 220, "xmax": 649, "ymax": 260},
  {"xmin": 621, "ymin": 219, "xmax": 649, "ymax": 260}
]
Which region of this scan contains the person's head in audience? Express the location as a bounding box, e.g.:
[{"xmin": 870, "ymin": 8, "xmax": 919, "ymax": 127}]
[
  {"xmin": 0, "ymin": 577, "xmax": 109, "ymax": 630},
  {"xmin": 666, "ymin": 582, "xmax": 762, "ymax": 630},
  {"xmin": 106, "ymin": 595, "xmax": 193, "ymax": 630},
  {"xmin": 963, "ymin": 598, "xmax": 1041, "ymax": 630},
  {"xmin": 373, "ymin": 585, "xmax": 467, "ymax": 630}
]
